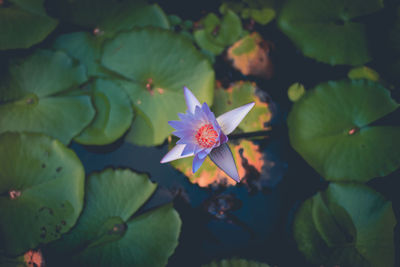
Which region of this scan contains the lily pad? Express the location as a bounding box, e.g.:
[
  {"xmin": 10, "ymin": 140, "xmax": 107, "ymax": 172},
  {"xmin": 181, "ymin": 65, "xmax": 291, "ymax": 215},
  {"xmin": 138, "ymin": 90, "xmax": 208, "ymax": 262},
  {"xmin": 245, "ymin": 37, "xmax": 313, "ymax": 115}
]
[
  {"xmin": 287, "ymin": 82, "xmax": 305, "ymax": 102},
  {"xmin": 288, "ymin": 79, "xmax": 400, "ymax": 182},
  {"xmin": 213, "ymin": 82, "xmax": 272, "ymax": 132},
  {"xmin": 0, "ymin": 0, "xmax": 58, "ymax": 50},
  {"xmin": 0, "ymin": 132, "xmax": 85, "ymax": 256},
  {"xmin": 203, "ymin": 258, "xmax": 270, "ymax": 267},
  {"xmin": 171, "ymin": 140, "xmax": 265, "ymax": 187},
  {"xmin": 294, "ymin": 183, "xmax": 396, "ymax": 267},
  {"xmin": 48, "ymin": 0, "xmax": 169, "ymax": 31},
  {"xmin": 74, "ymin": 79, "xmax": 134, "ymax": 145},
  {"xmin": 44, "ymin": 169, "xmax": 181, "ymax": 267},
  {"xmin": 101, "ymin": 28, "xmax": 214, "ymax": 146},
  {"xmin": 0, "ymin": 50, "xmax": 95, "ymax": 144},
  {"xmin": 227, "ymin": 33, "xmax": 274, "ymax": 78},
  {"xmin": 348, "ymin": 66, "xmax": 380, "ymax": 81},
  {"xmin": 194, "ymin": 10, "xmax": 242, "ymax": 55},
  {"xmin": 277, "ymin": 0, "xmax": 383, "ymax": 65},
  {"xmin": 53, "ymin": 32, "xmax": 106, "ymax": 78}
]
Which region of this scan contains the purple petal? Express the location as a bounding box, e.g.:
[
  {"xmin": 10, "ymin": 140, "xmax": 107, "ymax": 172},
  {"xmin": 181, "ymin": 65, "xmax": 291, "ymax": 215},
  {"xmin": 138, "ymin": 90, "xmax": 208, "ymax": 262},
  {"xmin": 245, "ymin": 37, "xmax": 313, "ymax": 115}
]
[
  {"xmin": 184, "ymin": 86, "xmax": 201, "ymax": 114},
  {"xmin": 160, "ymin": 144, "xmax": 193, "ymax": 163},
  {"xmin": 216, "ymin": 102, "xmax": 255, "ymax": 135},
  {"xmin": 192, "ymin": 154, "xmax": 206, "ymax": 173},
  {"xmin": 209, "ymin": 143, "xmax": 240, "ymax": 182},
  {"xmin": 197, "ymin": 150, "xmax": 208, "ymax": 159},
  {"xmin": 182, "ymin": 143, "xmax": 196, "ymax": 156}
]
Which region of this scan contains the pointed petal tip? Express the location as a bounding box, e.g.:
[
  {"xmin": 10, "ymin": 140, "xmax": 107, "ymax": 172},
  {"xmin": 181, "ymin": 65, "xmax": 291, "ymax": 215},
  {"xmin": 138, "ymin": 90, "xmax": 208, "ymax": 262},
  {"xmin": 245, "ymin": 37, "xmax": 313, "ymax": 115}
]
[
  {"xmin": 183, "ymin": 86, "xmax": 201, "ymax": 114},
  {"xmin": 216, "ymin": 102, "xmax": 256, "ymax": 135},
  {"xmin": 160, "ymin": 144, "xmax": 193, "ymax": 164},
  {"xmin": 209, "ymin": 143, "xmax": 240, "ymax": 183}
]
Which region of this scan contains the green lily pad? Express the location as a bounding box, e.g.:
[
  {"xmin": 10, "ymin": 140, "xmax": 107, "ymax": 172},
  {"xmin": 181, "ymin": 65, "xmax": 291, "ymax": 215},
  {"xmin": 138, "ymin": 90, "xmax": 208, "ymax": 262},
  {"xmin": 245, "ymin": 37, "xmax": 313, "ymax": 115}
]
[
  {"xmin": 0, "ymin": 50, "xmax": 95, "ymax": 144},
  {"xmin": 277, "ymin": 0, "xmax": 383, "ymax": 65},
  {"xmin": 48, "ymin": 0, "xmax": 169, "ymax": 31},
  {"xmin": 288, "ymin": 79, "xmax": 400, "ymax": 182},
  {"xmin": 348, "ymin": 66, "xmax": 380, "ymax": 81},
  {"xmin": 52, "ymin": 3, "xmax": 169, "ymax": 78},
  {"xmin": 101, "ymin": 28, "xmax": 214, "ymax": 146},
  {"xmin": 171, "ymin": 139, "xmax": 264, "ymax": 187},
  {"xmin": 294, "ymin": 183, "xmax": 396, "ymax": 267},
  {"xmin": 98, "ymin": 3, "xmax": 170, "ymax": 38},
  {"xmin": 53, "ymin": 32, "xmax": 106, "ymax": 78},
  {"xmin": 194, "ymin": 10, "xmax": 242, "ymax": 55},
  {"xmin": 287, "ymin": 82, "xmax": 305, "ymax": 102},
  {"xmin": 0, "ymin": 0, "xmax": 58, "ymax": 50},
  {"xmin": 0, "ymin": 132, "xmax": 85, "ymax": 256},
  {"xmin": 203, "ymin": 258, "xmax": 270, "ymax": 267},
  {"xmin": 213, "ymin": 82, "xmax": 272, "ymax": 132},
  {"xmin": 44, "ymin": 168, "xmax": 181, "ymax": 267},
  {"xmin": 74, "ymin": 79, "xmax": 134, "ymax": 145},
  {"xmin": 246, "ymin": 8, "xmax": 275, "ymax": 25}
]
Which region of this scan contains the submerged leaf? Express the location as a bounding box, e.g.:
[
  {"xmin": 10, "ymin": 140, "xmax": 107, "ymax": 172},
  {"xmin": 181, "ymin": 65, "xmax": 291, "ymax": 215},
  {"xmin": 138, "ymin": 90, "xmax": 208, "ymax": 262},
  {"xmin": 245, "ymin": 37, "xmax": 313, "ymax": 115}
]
[
  {"xmin": 171, "ymin": 140, "xmax": 264, "ymax": 187},
  {"xmin": 294, "ymin": 183, "xmax": 396, "ymax": 267},
  {"xmin": 287, "ymin": 82, "xmax": 305, "ymax": 102},
  {"xmin": 44, "ymin": 169, "xmax": 181, "ymax": 267},
  {"xmin": 288, "ymin": 79, "xmax": 400, "ymax": 182},
  {"xmin": 348, "ymin": 66, "xmax": 380, "ymax": 81},
  {"xmin": 0, "ymin": 132, "xmax": 85, "ymax": 256},
  {"xmin": 227, "ymin": 33, "xmax": 274, "ymax": 78},
  {"xmin": 213, "ymin": 82, "xmax": 272, "ymax": 132}
]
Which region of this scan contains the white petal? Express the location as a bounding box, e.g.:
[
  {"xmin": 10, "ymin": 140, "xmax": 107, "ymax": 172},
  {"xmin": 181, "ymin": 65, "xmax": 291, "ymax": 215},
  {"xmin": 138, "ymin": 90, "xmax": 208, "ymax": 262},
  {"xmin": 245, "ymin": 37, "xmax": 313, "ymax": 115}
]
[
  {"xmin": 217, "ymin": 102, "xmax": 255, "ymax": 135},
  {"xmin": 160, "ymin": 144, "xmax": 193, "ymax": 163},
  {"xmin": 184, "ymin": 86, "xmax": 201, "ymax": 114},
  {"xmin": 209, "ymin": 143, "xmax": 240, "ymax": 182}
]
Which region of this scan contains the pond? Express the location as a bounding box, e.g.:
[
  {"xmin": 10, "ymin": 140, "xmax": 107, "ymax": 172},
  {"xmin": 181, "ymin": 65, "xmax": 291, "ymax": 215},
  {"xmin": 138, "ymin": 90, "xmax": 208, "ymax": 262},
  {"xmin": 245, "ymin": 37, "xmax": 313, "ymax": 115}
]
[{"xmin": 0, "ymin": 0, "xmax": 399, "ymax": 267}]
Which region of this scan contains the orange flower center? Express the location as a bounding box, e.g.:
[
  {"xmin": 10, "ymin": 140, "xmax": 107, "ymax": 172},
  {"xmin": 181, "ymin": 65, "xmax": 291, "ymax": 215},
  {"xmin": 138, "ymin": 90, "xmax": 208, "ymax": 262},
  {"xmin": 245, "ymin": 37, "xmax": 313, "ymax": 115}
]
[{"xmin": 195, "ymin": 124, "xmax": 218, "ymax": 148}]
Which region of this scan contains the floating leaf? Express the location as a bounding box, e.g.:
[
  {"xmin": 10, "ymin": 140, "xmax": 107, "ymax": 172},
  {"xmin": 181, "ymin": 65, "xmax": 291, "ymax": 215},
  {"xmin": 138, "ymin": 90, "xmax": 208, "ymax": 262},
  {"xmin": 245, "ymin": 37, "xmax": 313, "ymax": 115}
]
[
  {"xmin": 194, "ymin": 10, "xmax": 242, "ymax": 55},
  {"xmin": 288, "ymin": 79, "xmax": 400, "ymax": 182},
  {"xmin": 348, "ymin": 66, "xmax": 380, "ymax": 81},
  {"xmin": 277, "ymin": 0, "xmax": 383, "ymax": 65},
  {"xmin": 44, "ymin": 169, "xmax": 181, "ymax": 267},
  {"xmin": 171, "ymin": 140, "xmax": 264, "ymax": 187},
  {"xmin": 101, "ymin": 28, "xmax": 214, "ymax": 146},
  {"xmin": 0, "ymin": 249, "xmax": 44, "ymax": 267},
  {"xmin": 0, "ymin": 132, "xmax": 85, "ymax": 256},
  {"xmin": 48, "ymin": 0, "xmax": 168, "ymax": 31},
  {"xmin": 53, "ymin": 3, "xmax": 169, "ymax": 78},
  {"xmin": 287, "ymin": 82, "xmax": 305, "ymax": 102},
  {"xmin": 247, "ymin": 8, "xmax": 275, "ymax": 25},
  {"xmin": 294, "ymin": 183, "xmax": 396, "ymax": 267},
  {"xmin": 0, "ymin": 0, "xmax": 58, "ymax": 50},
  {"xmin": 227, "ymin": 33, "xmax": 274, "ymax": 78},
  {"xmin": 213, "ymin": 82, "xmax": 272, "ymax": 132},
  {"xmin": 53, "ymin": 32, "xmax": 106, "ymax": 78},
  {"xmin": 74, "ymin": 79, "xmax": 134, "ymax": 145},
  {"xmin": 203, "ymin": 258, "xmax": 270, "ymax": 267},
  {"xmin": 0, "ymin": 50, "xmax": 95, "ymax": 144}
]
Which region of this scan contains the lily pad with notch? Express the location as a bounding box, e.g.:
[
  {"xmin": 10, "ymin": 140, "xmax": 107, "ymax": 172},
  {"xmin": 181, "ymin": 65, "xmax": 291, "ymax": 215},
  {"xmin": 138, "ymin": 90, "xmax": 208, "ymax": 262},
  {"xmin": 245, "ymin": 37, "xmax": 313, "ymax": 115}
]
[
  {"xmin": 288, "ymin": 79, "xmax": 400, "ymax": 182},
  {"xmin": 0, "ymin": 0, "xmax": 58, "ymax": 50},
  {"xmin": 101, "ymin": 28, "xmax": 215, "ymax": 146},
  {"xmin": 0, "ymin": 132, "xmax": 85, "ymax": 256},
  {"xmin": 74, "ymin": 79, "xmax": 134, "ymax": 145},
  {"xmin": 194, "ymin": 10, "xmax": 242, "ymax": 55},
  {"xmin": 277, "ymin": 0, "xmax": 384, "ymax": 65},
  {"xmin": 293, "ymin": 183, "xmax": 396, "ymax": 267},
  {"xmin": 43, "ymin": 168, "xmax": 181, "ymax": 267},
  {"xmin": 0, "ymin": 50, "xmax": 95, "ymax": 144}
]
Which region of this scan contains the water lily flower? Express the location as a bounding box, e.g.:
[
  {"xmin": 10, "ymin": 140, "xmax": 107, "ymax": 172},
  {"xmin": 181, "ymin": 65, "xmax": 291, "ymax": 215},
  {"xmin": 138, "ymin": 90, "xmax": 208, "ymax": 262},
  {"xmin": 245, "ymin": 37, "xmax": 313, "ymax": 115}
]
[{"xmin": 161, "ymin": 87, "xmax": 255, "ymax": 182}]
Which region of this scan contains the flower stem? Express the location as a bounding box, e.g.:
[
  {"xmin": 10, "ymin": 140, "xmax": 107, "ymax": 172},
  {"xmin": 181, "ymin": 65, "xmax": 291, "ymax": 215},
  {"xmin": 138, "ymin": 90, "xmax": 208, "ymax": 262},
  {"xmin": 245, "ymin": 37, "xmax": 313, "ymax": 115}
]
[{"xmin": 229, "ymin": 130, "xmax": 270, "ymax": 140}]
